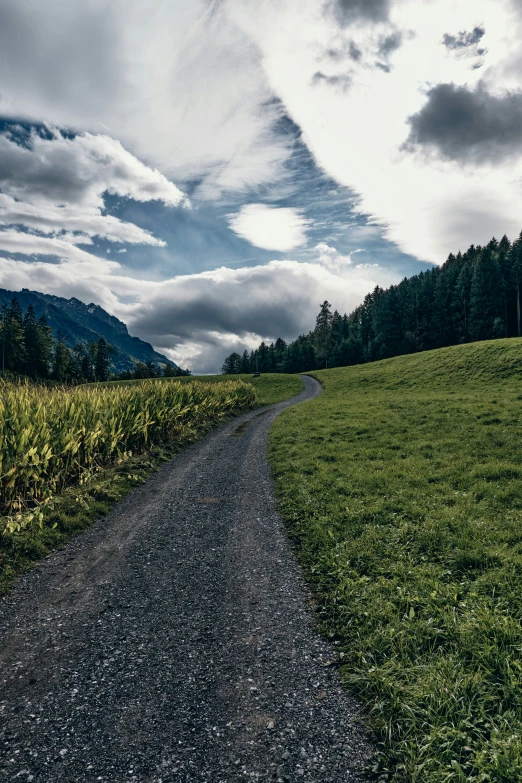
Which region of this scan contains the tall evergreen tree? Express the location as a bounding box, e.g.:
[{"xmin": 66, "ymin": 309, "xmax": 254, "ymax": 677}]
[
  {"xmin": 315, "ymin": 300, "xmax": 333, "ymax": 368},
  {"xmin": 239, "ymin": 350, "xmax": 251, "ymax": 373},
  {"xmin": 2, "ymin": 299, "xmax": 26, "ymax": 373},
  {"xmin": 470, "ymin": 248, "xmax": 503, "ymax": 340},
  {"xmin": 23, "ymin": 306, "xmax": 53, "ymax": 378},
  {"xmin": 53, "ymin": 341, "xmax": 72, "ymax": 382},
  {"xmin": 94, "ymin": 337, "xmax": 113, "ymax": 382},
  {"xmin": 509, "ymin": 233, "xmax": 522, "ymax": 337},
  {"xmin": 221, "ymin": 352, "xmax": 241, "ymax": 374}
]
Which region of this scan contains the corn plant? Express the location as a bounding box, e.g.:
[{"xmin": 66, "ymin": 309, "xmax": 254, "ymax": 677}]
[{"xmin": 0, "ymin": 378, "xmax": 255, "ymax": 533}]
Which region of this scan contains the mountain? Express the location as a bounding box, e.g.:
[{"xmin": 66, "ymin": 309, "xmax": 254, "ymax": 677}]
[{"xmin": 0, "ymin": 288, "xmax": 177, "ymax": 373}]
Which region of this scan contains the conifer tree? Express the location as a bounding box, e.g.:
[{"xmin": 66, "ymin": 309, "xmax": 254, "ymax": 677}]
[
  {"xmin": 3, "ymin": 299, "xmax": 26, "ymax": 373},
  {"xmin": 315, "ymin": 301, "xmax": 333, "ymax": 368},
  {"xmin": 53, "ymin": 341, "xmax": 72, "ymax": 382},
  {"xmin": 94, "ymin": 337, "xmax": 112, "ymax": 382}
]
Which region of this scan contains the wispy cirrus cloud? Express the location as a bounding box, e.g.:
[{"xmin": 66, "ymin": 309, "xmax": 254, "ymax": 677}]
[{"xmin": 0, "ymin": 0, "xmax": 292, "ymax": 201}]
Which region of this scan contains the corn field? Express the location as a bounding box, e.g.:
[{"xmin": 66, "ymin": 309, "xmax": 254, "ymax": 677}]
[{"xmin": 0, "ymin": 378, "xmax": 256, "ymax": 534}]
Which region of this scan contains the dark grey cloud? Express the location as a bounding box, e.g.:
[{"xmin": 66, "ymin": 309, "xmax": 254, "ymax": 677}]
[
  {"xmin": 325, "ymin": 40, "xmax": 362, "ymax": 62},
  {"xmin": 378, "ymin": 30, "xmax": 403, "ymax": 56},
  {"xmin": 312, "ymin": 71, "xmax": 352, "ymax": 91},
  {"xmin": 348, "ymin": 41, "xmax": 362, "ymax": 61},
  {"xmin": 443, "ymin": 26, "xmax": 485, "ymax": 51},
  {"xmin": 404, "ymin": 83, "xmax": 522, "ymax": 164},
  {"xmin": 374, "ymin": 31, "xmax": 404, "ymax": 72},
  {"xmin": 330, "ymin": 0, "xmax": 390, "ymax": 25},
  {"xmin": 131, "ymin": 266, "xmax": 319, "ymax": 347}
]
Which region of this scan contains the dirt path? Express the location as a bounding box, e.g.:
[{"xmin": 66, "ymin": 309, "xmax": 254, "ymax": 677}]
[{"xmin": 0, "ymin": 375, "xmax": 371, "ymax": 782}]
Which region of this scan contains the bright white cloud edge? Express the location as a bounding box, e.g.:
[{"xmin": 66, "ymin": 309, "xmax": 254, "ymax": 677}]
[{"xmin": 227, "ymin": 204, "xmax": 311, "ymax": 251}]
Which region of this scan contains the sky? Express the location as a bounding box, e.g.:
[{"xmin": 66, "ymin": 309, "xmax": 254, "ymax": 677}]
[{"xmin": 1, "ymin": 0, "xmax": 522, "ymax": 372}]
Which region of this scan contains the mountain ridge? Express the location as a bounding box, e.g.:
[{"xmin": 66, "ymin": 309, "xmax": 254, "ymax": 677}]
[{"xmin": 0, "ymin": 288, "xmax": 177, "ymax": 373}]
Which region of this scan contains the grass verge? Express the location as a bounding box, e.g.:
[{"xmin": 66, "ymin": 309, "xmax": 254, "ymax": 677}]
[{"xmin": 269, "ymin": 339, "xmax": 522, "ymax": 782}]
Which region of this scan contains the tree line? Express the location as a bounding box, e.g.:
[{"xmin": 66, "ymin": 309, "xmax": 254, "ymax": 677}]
[
  {"xmin": 0, "ymin": 297, "xmax": 189, "ymax": 382},
  {"xmin": 222, "ymin": 232, "xmax": 522, "ymax": 374}
]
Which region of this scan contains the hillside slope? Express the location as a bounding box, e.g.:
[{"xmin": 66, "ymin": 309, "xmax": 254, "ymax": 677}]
[
  {"xmin": 0, "ymin": 288, "xmax": 177, "ymax": 373},
  {"xmin": 269, "ymin": 339, "xmax": 522, "ymax": 782}
]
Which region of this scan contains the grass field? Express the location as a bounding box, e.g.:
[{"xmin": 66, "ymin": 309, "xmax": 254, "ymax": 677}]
[
  {"xmin": 269, "ymin": 339, "xmax": 522, "ymax": 782},
  {"xmin": 106, "ymin": 372, "xmax": 303, "ymax": 406}
]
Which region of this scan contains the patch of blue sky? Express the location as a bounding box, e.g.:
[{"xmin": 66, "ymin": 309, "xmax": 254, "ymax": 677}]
[
  {"xmin": 104, "ymin": 113, "xmax": 429, "ymax": 281},
  {"xmin": 1, "ymin": 116, "xmax": 429, "ymax": 283}
]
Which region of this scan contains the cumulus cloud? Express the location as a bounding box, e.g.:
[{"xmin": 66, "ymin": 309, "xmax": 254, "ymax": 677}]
[
  {"xmin": 405, "ymin": 83, "xmax": 522, "ymax": 164},
  {"xmin": 0, "ymin": 126, "xmax": 190, "ymax": 266},
  {"xmin": 312, "ymin": 242, "xmax": 352, "ymax": 267},
  {"xmin": 0, "ymin": 248, "xmax": 397, "ymax": 373},
  {"xmin": 0, "ymin": 128, "xmax": 188, "ymax": 209},
  {"xmin": 227, "ymin": 204, "xmax": 311, "ymax": 251}
]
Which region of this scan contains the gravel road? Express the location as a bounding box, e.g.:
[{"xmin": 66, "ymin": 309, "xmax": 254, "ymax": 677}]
[{"xmin": 0, "ymin": 375, "xmax": 371, "ymax": 782}]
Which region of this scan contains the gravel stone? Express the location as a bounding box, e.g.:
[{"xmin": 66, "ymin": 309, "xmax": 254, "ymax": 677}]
[{"xmin": 0, "ymin": 376, "xmax": 372, "ymax": 781}]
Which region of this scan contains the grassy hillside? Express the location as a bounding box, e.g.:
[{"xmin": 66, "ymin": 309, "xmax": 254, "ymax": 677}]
[
  {"xmin": 106, "ymin": 373, "xmax": 304, "ymax": 406},
  {"xmin": 269, "ymin": 338, "xmax": 522, "ymax": 782}
]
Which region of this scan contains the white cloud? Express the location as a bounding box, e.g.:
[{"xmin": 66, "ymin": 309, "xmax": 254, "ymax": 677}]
[
  {"xmin": 0, "ymin": 229, "xmax": 107, "ymax": 264},
  {"xmin": 0, "ymin": 248, "xmax": 397, "ymax": 373},
  {"xmin": 312, "ymin": 242, "xmax": 352, "ymax": 267},
  {"xmin": 0, "ymin": 0, "xmax": 291, "ymax": 200},
  {"xmin": 0, "ymin": 194, "xmax": 165, "ymax": 246},
  {"xmin": 227, "ymin": 204, "xmax": 311, "ymax": 251},
  {"xmin": 225, "ymin": 0, "xmax": 522, "ymax": 263},
  {"xmin": 0, "ymin": 127, "xmax": 191, "ymax": 264},
  {"xmin": 0, "ymin": 128, "xmax": 188, "ymax": 209}
]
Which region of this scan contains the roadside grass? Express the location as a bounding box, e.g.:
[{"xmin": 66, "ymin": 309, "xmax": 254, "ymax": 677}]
[
  {"xmin": 269, "ymin": 338, "xmax": 522, "ymax": 782},
  {"xmin": 105, "ymin": 373, "xmax": 304, "ymax": 406}
]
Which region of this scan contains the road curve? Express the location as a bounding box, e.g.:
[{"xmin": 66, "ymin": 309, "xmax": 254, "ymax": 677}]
[{"xmin": 0, "ymin": 375, "xmax": 371, "ymax": 782}]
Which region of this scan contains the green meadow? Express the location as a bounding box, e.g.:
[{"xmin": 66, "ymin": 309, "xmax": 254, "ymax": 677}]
[{"xmin": 269, "ymin": 339, "xmax": 522, "ymax": 782}]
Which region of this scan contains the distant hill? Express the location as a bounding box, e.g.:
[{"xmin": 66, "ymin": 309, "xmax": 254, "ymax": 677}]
[{"xmin": 0, "ymin": 288, "xmax": 177, "ymax": 373}]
